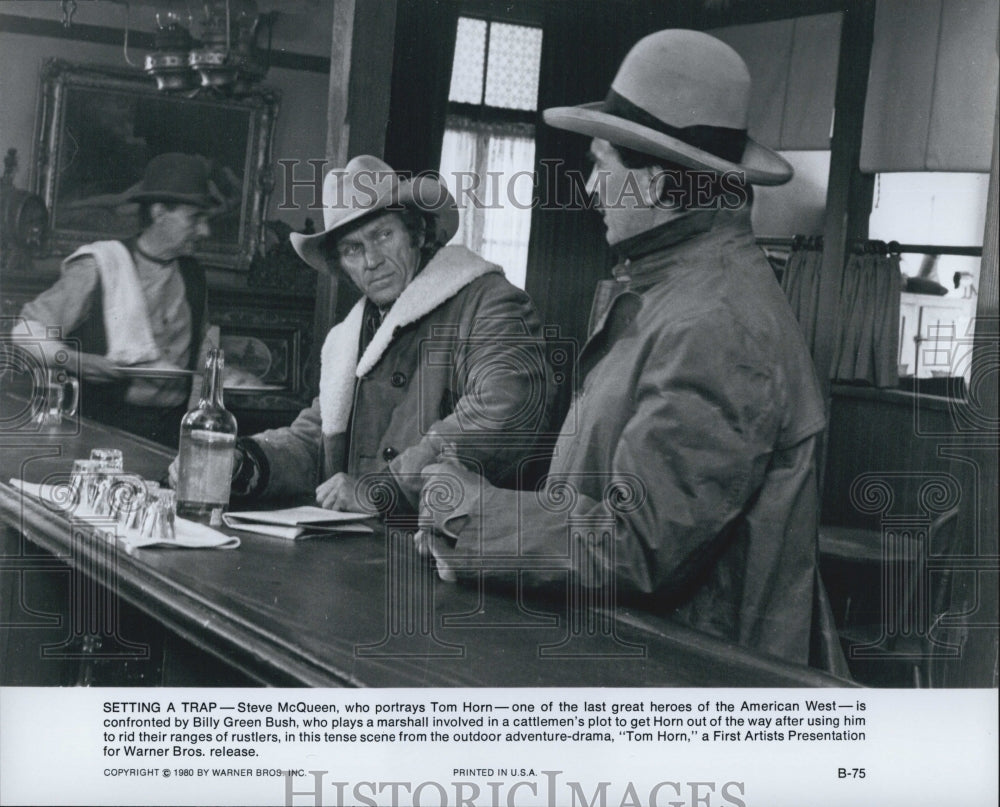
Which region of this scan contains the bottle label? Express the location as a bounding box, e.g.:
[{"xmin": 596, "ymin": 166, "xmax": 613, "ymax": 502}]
[{"xmin": 177, "ymin": 430, "xmax": 236, "ymax": 509}]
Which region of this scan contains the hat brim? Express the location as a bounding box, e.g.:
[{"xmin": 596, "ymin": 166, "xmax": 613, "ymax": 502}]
[
  {"xmin": 543, "ymin": 102, "xmax": 792, "ymax": 186},
  {"xmin": 291, "ymin": 174, "xmax": 459, "ymax": 273}
]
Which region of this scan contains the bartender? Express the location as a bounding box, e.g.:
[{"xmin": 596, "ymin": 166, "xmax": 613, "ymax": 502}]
[{"xmin": 16, "ymin": 153, "xmax": 214, "ymax": 447}]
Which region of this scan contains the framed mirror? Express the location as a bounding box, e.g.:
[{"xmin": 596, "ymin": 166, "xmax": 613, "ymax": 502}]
[{"xmin": 32, "ymin": 59, "xmax": 279, "ymax": 270}]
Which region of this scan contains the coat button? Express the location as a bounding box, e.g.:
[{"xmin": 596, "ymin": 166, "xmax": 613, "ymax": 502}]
[
  {"xmin": 390, "ymin": 371, "xmax": 407, "ymax": 387},
  {"xmin": 382, "ymin": 446, "xmax": 398, "ymax": 462}
]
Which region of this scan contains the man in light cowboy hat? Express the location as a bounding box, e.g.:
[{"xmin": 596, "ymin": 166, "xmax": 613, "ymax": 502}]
[
  {"xmin": 18, "ymin": 152, "xmax": 216, "ymax": 447},
  {"xmin": 223, "ymin": 155, "xmax": 552, "ymax": 513},
  {"xmin": 418, "ymin": 30, "xmax": 846, "ymax": 674}
]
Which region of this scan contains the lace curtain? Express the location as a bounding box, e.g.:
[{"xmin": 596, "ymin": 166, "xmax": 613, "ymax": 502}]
[{"xmin": 439, "ymin": 117, "xmax": 535, "ymax": 288}]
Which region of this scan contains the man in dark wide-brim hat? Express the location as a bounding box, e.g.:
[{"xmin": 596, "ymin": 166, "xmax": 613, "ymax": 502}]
[
  {"xmin": 18, "ymin": 152, "xmax": 216, "ymax": 447},
  {"xmin": 418, "ymin": 30, "xmax": 848, "ymax": 676},
  {"xmin": 217, "ymin": 155, "xmax": 553, "ymax": 514}
]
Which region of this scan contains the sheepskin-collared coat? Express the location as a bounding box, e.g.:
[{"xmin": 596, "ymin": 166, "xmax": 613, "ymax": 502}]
[{"xmin": 248, "ymin": 245, "xmax": 552, "ymax": 506}]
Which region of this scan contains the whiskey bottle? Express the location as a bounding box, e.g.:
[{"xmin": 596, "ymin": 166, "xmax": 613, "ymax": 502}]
[{"xmin": 176, "ymin": 348, "xmax": 237, "ymax": 526}]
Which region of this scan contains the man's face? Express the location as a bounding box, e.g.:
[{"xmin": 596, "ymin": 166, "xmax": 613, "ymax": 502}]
[
  {"xmin": 334, "ymin": 212, "xmax": 423, "ymax": 307},
  {"xmin": 585, "ymin": 138, "xmax": 662, "ymax": 245},
  {"xmin": 151, "ymin": 203, "xmax": 211, "ymax": 257}
]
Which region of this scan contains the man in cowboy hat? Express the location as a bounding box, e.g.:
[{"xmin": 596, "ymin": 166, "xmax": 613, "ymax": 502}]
[
  {"xmin": 418, "ymin": 30, "xmax": 846, "ymax": 674},
  {"xmin": 218, "ymin": 155, "xmax": 552, "ymax": 513},
  {"xmin": 17, "ymin": 152, "xmax": 215, "ymax": 447}
]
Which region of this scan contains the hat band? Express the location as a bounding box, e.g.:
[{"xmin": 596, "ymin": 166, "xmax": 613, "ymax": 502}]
[{"xmin": 604, "ymin": 90, "xmax": 747, "ymax": 165}]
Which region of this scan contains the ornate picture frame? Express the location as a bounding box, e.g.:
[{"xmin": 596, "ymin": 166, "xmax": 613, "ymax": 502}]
[
  {"xmin": 211, "ymin": 301, "xmax": 314, "ymax": 410},
  {"xmin": 32, "ymin": 59, "xmax": 279, "ymax": 271}
]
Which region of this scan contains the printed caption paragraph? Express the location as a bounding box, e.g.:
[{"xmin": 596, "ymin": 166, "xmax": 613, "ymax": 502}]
[
  {"xmin": 3, "ymin": 687, "xmax": 995, "ymax": 807},
  {"xmin": 99, "ymin": 693, "xmax": 870, "ymax": 768}
]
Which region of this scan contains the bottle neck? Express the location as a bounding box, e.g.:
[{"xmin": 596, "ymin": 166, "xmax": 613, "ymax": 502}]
[{"xmin": 200, "ymin": 349, "xmax": 226, "ymax": 409}]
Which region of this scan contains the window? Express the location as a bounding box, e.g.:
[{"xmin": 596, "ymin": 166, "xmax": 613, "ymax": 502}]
[
  {"xmin": 751, "ymin": 150, "xmax": 831, "ymax": 239},
  {"xmin": 752, "ymin": 149, "xmax": 831, "ymax": 275},
  {"xmin": 869, "ymin": 172, "xmax": 988, "ymax": 292},
  {"xmin": 438, "ymin": 17, "xmax": 543, "ymax": 289},
  {"xmin": 868, "ymin": 172, "xmax": 988, "ymax": 390}
]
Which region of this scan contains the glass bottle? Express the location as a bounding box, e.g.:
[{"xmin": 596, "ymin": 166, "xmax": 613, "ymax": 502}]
[{"xmin": 176, "ymin": 348, "xmax": 237, "ymax": 526}]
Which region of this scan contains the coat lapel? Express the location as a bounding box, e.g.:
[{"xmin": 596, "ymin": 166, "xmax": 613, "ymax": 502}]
[{"xmin": 318, "ymin": 246, "xmax": 500, "ymax": 436}]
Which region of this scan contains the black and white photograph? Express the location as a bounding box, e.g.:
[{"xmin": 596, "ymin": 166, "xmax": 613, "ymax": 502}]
[{"xmin": 0, "ymin": 1, "xmax": 997, "ymax": 805}]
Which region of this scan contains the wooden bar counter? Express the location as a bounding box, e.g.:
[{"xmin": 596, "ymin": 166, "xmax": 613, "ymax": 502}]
[{"xmin": 0, "ymin": 390, "xmax": 852, "ymax": 688}]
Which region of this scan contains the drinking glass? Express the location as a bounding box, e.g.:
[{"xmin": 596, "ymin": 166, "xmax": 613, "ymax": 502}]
[
  {"xmin": 107, "ymin": 475, "xmax": 148, "ymax": 529},
  {"xmin": 68, "ymin": 459, "xmax": 104, "ymax": 515},
  {"xmin": 138, "ymin": 489, "xmax": 176, "ymax": 542},
  {"xmin": 33, "ymin": 368, "xmax": 79, "ymax": 427},
  {"xmin": 117, "ymin": 480, "xmax": 161, "ymax": 531},
  {"xmin": 90, "ymin": 449, "xmax": 124, "ymax": 472}
]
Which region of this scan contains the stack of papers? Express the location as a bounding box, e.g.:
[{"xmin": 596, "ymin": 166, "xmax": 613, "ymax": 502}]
[{"xmin": 222, "ymin": 506, "xmax": 373, "ymax": 540}]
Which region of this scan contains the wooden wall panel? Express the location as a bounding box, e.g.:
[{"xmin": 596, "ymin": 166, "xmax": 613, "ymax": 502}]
[{"xmin": 822, "ymin": 389, "xmax": 978, "ymax": 527}]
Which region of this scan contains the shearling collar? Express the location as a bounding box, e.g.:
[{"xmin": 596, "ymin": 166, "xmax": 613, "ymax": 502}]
[{"xmin": 318, "ymin": 245, "xmax": 501, "ymax": 435}]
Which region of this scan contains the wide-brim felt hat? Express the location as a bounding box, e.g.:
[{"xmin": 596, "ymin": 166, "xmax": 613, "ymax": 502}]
[
  {"xmin": 543, "ymin": 30, "xmax": 793, "ymax": 186},
  {"xmin": 291, "ymin": 155, "xmax": 460, "ymax": 273},
  {"xmin": 126, "ymin": 152, "xmax": 217, "ymax": 207}
]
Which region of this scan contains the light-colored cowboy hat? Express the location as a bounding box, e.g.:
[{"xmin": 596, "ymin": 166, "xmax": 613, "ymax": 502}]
[
  {"xmin": 543, "ymin": 30, "xmax": 792, "ymax": 186},
  {"xmin": 291, "ymin": 155, "xmax": 460, "ymax": 272}
]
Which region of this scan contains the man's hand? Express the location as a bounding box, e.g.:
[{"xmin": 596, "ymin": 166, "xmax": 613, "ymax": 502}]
[
  {"xmin": 413, "ymin": 527, "xmax": 458, "ymax": 582},
  {"xmin": 77, "ymin": 352, "xmax": 125, "ymax": 382},
  {"xmin": 316, "ymin": 472, "xmax": 375, "ymax": 513},
  {"xmin": 417, "ymin": 459, "xmax": 488, "ymax": 583},
  {"xmin": 167, "ymin": 456, "xmax": 180, "ymax": 489}
]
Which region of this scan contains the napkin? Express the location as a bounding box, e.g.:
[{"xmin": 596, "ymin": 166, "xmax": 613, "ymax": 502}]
[{"xmin": 8, "ymin": 478, "xmax": 241, "ymax": 551}]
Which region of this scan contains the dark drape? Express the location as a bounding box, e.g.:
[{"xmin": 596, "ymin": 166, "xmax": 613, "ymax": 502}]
[
  {"xmin": 525, "ymin": 4, "xmax": 648, "ymax": 407},
  {"xmin": 383, "ymin": 0, "xmax": 459, "ymax": 176}
]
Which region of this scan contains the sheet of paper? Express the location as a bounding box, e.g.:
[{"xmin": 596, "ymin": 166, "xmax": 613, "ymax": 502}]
[
  {"xmin": 223, "ymin": 505, "xmax": 371, "ymax": 527},
  {"xmin": 223, "ymin": 519, "xmax": 373, "ymax": 540}
]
